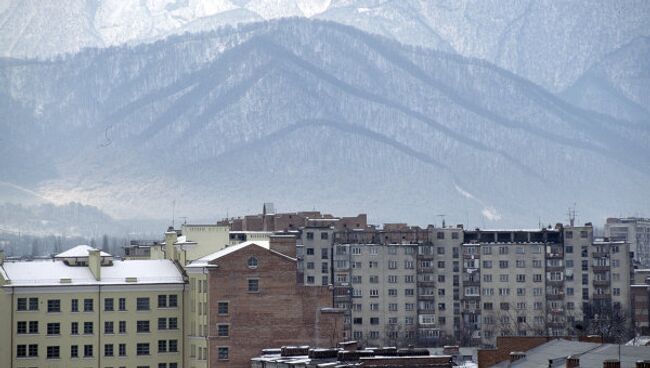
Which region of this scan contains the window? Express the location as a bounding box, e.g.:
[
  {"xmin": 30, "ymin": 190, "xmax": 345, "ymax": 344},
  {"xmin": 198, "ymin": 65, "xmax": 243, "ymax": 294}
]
[
  {"xmin": 104, "ymin": 298, "xmax": 114, "ymax": 311},
  {"xmin": 217, "ymin": 324, "xmax": 229, "ymax": 337},
  {"xmin": 218, "ymin": 301, "xmax": 230, "ymax": 316},
  {"xmin": 29, "ymin": 321, "xmax": 40, "ymax": 334},
  {"xmin": 84, "ymin": 322, "xmax": 93, "ymax": 334},
  {"xmin": 388, "ymin": 260, "xmax": 398, "ymax": 269},
  {"xmin": 137, "ymin": 343, "xmax": 150, "ymax": 356},
  {"xmin": 17, "ymin": 321, "xmax": 27, "ymax": 334},
  {"xmin": 119, "ymin": 343, "xmax": 126, "ymax": 356},
  {"xmin": 17, "ymin": 297, "xmax": 38, "ymax": 311},
  {"xmin": 306, "ymin": 232, "xmax": 314, "ymax": 240},
  {"xmin": 16, "ymin": 344, "xmax": 27, "ymax": 358},
  {"xmin": 516, "ymin": 260, "xmax": 525, "ymax": 268},
  {"xmin": 438, "ymin": 261, "xmax": 445, "ymax": 268},
  {"xmin": 71, "ymin": 322, "xmax": 78, "ymax": 335},
  {"xmin": 169, "ymin": 295, "xmax": 177, "ymax": 307},
  {"xmin": 566, "ymin": 231, "xmax": 573, "ymax": 239},
  {"xmin": 82, "ymin": 298, "xmax": 93, "ymax": 312},
  {"xmin": 159, "ymin": 340, "xmax": 168, "ymax": 353},
  {"xmin": 169, "ymin": 340, "xmax": 178, "ymax": 352},
  {"xmin": 84, "ymin": 344, "xmax": 93, "ymax": 357},
  {"xmin": 158, "ymin": 318, "xmax": 167, "ymax": 330},
  {"xmin": 483, "ymin": 274, "xmax": 492, "ymax": 282},
  {"xmin": 499, "ymin": 260, "xmax": 509, "ymax": 268},
  {"xmin": 370, "ymin": 317, "xmax": 380, "ymax": 325},
  {"xmin": 71, "ymin": 345, "xmax": 78, "ymax": 358},
  {"xmin": 47, "ymin": 346, "xmax": 60, "ymax": 359},
  {"xmin": 580, "ymin": 231, "xmax": 588, "ymax": 238},
  {"xmin": 119, "ymin": 321, "xmax": 126, "ymax": 334},
  {"xmin": 158, "ymin": 295, "xmax": 168, "ymax": 308},
  {"xmin": 321, "ymin": 248, "xmax": 329, "ymax": 259},
  {"xmin": 516, "ymin": 274, "xmax": 526, "ymax": 282},
  {"xmin": 483, "ymin": 260, "xmax": 492, "ymax": 268},
  {"xmin": 218, "ymin": 347, "xmax": 229, "ymax": 360},
  {"xmin": 119, "ymin": 298, "xmax": 126, "ymax": 311},
  {"xmin": 533, "ymin": 274, "xmax": 542, "ymax": 282},
  {"xmin": 321, "ymin": 262, "xmax": 329, "ymax": 274},
  {"xmin": 248, "ymin": 279, "xmax": 259, "ymax": 292},
  {"xmin": 247, "ymin": 256, "xmax": 258, "ymax": 268},
  {"xmin": 321, "ymin": 232, "xmax": 329, "ymax": 240},
  {"xmin": 105, "ymin": 344, "xmax": 114, "ymax": 357},
  {"xmin": 48, "ymin": 299, "xmax": 61, "ymax": 312},
  {"xmin": 137, "ymin": 320, "xmax": 150, "ymax": 333},
  {"xmin": 306, "ymin": 248, "xmax": 314, "ymax": 255},
  {"xmin": 500, "ymin": 274, "xmax": 509, "ymax": 282},
  {"xmin": 452, "ymin": 232, "xmax": 459, "ymax": 239},
  {"xmin": 370, "ymin": 289, "xmax": 379, "ymax": 297},
  {"xmin": 137, "ymin": 298, "xmax": 150, "ymax": 311},
  {"xmin": 71, "ymin": 299, "xmax": 79, "ymax": 312},
  {"xmin": 105, "ymin": 321, "xmax": 114, "ymax": 334},
  {"xmin": 437, "ymin": 232, "xmax": 445, "ymax": 239},
  {"xmin": 306, "ymin": 262, "xmax": 314, "ymax": 270},
  {"xmin": 47, "ymin": 322, "xmax": 60, "ymax": 335}
]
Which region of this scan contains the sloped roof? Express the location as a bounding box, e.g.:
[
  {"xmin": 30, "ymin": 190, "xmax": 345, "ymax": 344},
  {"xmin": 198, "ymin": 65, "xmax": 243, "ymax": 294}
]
[
  {"xmin": 186, "ymin": 240, "xmax": 294, "ymax": 268},
  {"xmin": 2, "ymin": 259, "xmax": 184, "ymax": 286},
  {"xmin": 55, "ymin": 244, "xmax": 111, "ymax": 258}
]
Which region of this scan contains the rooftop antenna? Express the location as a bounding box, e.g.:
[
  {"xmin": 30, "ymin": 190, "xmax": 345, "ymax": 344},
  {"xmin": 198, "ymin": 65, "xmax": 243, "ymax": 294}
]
[
  {"xmin": 437, "ymin": 214, "xmax": 446, "ymax": 228},
  {"xmin": 568, "ymin": 204, "xmax": 577, "ymax": 227},
  {"xmin": 172, "ymin": 200, "xmax": 176, "ymax": 228}
]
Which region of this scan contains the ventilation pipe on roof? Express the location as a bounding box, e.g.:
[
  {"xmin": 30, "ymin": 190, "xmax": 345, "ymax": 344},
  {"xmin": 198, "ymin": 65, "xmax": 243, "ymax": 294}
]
[
  {"xmin": 604, "ymin": 360, "xmax": 621, "ymax": 368},
  {"xmin": 566, "ymin": 355, "xmax": 580, "ymax": 368},
  {"xmin": 509, "ymin": 352, "xmax": 526, "ymax": 363}
]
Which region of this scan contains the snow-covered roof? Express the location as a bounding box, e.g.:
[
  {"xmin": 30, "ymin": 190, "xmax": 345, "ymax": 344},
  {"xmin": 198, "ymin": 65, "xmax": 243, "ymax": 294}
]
[
  {"xmin": 174, "ymin": 235, "xmax": 197, "ymax": 245},
  {"xmin": 55, "ymin": 244, "xmax": 111, "ymax": 258},
  {"xmin": 187, "ymin": 240, "xmax": 294, "ymax": 268},
  {"xmin": 2, "ymin": 259, "xmax": 184, "ymax": 286}
]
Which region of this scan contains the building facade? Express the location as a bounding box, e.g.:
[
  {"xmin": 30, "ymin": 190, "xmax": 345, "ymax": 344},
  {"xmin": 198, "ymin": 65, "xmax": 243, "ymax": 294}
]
[
  {"xmin": 605, "ymin": 217, "xmax": 650, "ymax": 267},
  {"xmin": 0, "ymin": 245, "xmax": 185, "ymax": 368}
]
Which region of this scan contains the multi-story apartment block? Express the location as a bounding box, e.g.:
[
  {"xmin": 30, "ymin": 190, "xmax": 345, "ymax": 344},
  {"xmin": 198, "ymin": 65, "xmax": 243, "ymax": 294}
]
[
  {"xmin": 0, "ymin": 245, "xmax": 185, "ymax": 368},
  {"xmin": 461, "ymin": 229, "xmax": 559, "ymax": 346},
  {"xmin": 605, "ymin": 217, "xmax": 650, "ymax": 266}
]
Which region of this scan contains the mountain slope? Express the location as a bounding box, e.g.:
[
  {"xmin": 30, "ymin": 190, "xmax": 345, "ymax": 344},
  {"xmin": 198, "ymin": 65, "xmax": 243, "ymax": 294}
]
[
  {"xmin": 1, "ymin": 20, "xmax": 648, "ymax": 226},
  {"xmin": 561, "ymin": 37, "xmax": 650, "ymax": 124}
]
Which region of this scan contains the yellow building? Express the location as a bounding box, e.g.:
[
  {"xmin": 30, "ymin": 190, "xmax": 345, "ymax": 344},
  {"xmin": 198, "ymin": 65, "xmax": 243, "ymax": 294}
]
[{"xmin": 0, "ymin": 245, "xmax": 186, "ymax": 368}]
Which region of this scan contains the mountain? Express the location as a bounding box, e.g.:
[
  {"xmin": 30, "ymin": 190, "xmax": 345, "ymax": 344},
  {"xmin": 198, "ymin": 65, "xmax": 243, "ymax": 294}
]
[
  {"xmin": 3, "ymin": 0, "xmax": 649, "ymax": 95},
  {"xmin": 561, "ymin": 37, "xmax": 650, "ymax": 124},
  {"xmin": 1, "ymin": 19, "xmax": 648, "ymax": 226}
]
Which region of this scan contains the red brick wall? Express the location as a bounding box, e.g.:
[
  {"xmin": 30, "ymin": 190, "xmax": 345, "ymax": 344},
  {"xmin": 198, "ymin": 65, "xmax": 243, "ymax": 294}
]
[
  {"xmin": 477, "ymin": 336, "xmax": 565, "ymax": 368},
  {"xmin": 208, "ymin": 245, "xmax": 343, "ymax": 368}
]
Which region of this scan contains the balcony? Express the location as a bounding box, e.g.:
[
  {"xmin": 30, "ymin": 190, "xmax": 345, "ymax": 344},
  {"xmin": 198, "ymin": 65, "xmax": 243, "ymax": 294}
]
[
  {"xmin": 547, "ymin": 252, "xmax": 564, "ymax": 259},
  {"xmin": 546, "ymin": 279, "xmax": 564, "ymax": 286},
  {"xmin": 592, "ymin": 293, "xmax": 611, "ymax": 300},
  {"xmin": 546, "ymin": 293, "xmax": 564, "ymax": 300},
  {"xmin": 546, "ymin": 265, "xmax": 564, "ymax": 272},
  {"xmin": 593, "ymin": 279, "xmax": 610, "ymax": 287},
  {"xmin": 547, "ymin": 321, "xmax": 565, "ymax": 328},
  {"xmin": 463, "ymin": 279, "xmax": 481, "ymax": 287},
  {"xmin": 549, "ymin": 308, "xmax": 565, "ymax": 314},
  {"xmin": 418, "ymin": 294, "xmax": 436, "ymax": 301},
  {"xmin": 592, "ymin": 265, "xmax": 609, "ymax": 272},
  {"xmin": 418, "ymin": 280, "xmax": 436, "ymax": 287},
  {"xmin": 592, "ymin": 252, "xmax": 609, "ymax": 258}
]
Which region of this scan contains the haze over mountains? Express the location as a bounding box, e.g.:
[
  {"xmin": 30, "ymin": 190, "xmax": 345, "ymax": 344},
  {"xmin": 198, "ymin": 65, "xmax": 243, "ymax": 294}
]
[{"xmin": 1, "ymin": 1, "xmax": 649, "ymax": 231}]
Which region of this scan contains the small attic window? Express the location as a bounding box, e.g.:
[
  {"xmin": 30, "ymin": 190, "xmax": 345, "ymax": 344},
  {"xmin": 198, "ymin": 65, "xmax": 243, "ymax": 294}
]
[{"xmin": 247, "ymin": 256, "xmax": 258, "ymax": 269}]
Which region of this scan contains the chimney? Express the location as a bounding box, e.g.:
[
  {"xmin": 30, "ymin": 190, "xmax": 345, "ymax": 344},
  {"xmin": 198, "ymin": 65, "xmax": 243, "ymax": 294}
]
[
  {"xmin": 566, "ymin": 355, "xmax": 580, "ymax": 368},
  {"xmin": 269, "ymin": 235, "xmax": 297, "ymax": 258},
  {"xmin": 510, "ymin": 352, "xmax": 526, "ymax": 363},
  {"xmin": 604, "ymin": 360, "xmax": 621, "ymax": 368},
  {"xmin": 165, "ymin": 227, "xmax": 177, "ymax": 261},
  {"xmin": 637, "ymin": 361, "xmax": 650, "ymax": 368},
  {"xmin": 88, "ymin": 249, "xmax": 101, "ymax": 281}
]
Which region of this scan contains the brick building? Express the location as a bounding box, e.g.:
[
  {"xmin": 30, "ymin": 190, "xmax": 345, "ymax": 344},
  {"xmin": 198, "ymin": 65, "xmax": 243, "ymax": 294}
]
[{"xmin": 185, "ymin": 237, "xmax": 344, "ymax": 368}]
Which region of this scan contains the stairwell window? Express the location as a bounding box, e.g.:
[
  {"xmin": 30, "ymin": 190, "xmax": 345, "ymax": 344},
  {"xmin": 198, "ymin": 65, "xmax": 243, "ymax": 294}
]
[
  {"xmin": 248, "ymin": 278, "xmax": 259, "ymax": 293},
  {"xmin": 247, "ymin": 256, "xmax": 258, "ymax": 269}
]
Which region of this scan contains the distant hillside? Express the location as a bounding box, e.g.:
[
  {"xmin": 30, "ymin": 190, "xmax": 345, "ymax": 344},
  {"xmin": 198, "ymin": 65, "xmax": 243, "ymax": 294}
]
[{"xmin": 0, "ymin": 19, "xmax": 648, "ymax": 226}]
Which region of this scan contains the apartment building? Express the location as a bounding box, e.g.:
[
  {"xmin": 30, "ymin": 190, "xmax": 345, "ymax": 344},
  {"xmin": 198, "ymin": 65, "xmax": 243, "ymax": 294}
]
[
  {"xmin": 461, "ymin": 229, "xmax": 559, "ymax": 346},
  {"xmin": 183, "ymin": 236, "xmax": 343, "ymax": 368},
  {"xmin": 605, "ymin": 217, "xmax": 650, "ymax": 266},
  {"xmin": 0, "ymin": 245, "xmax": 185, "ymax": 368}
]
